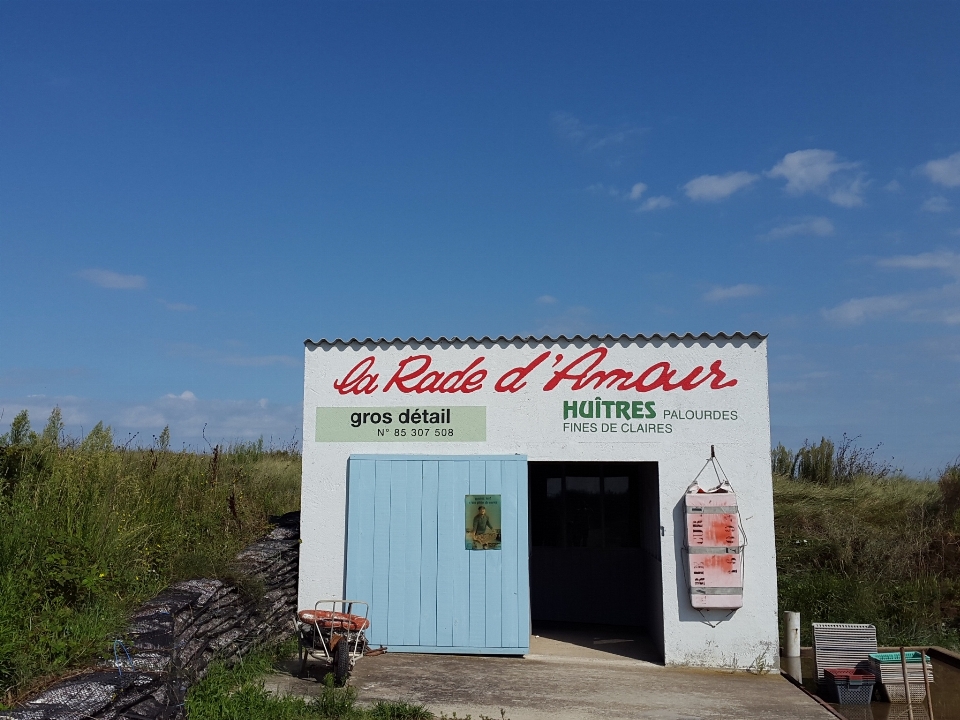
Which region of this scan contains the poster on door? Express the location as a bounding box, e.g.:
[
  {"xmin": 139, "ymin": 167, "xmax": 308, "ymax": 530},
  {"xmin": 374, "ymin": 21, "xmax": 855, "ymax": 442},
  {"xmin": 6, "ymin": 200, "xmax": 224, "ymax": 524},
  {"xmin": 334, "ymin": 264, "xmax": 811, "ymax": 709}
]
[{"xmin": 465, "ymin": 494, "xmax": 501, "ymax": 550}]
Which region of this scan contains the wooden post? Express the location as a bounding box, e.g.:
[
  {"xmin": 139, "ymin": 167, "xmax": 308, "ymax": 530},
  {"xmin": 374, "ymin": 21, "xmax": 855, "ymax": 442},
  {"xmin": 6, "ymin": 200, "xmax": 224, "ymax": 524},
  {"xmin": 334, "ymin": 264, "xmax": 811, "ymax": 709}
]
[
  {"xmin": 920, "ymin": 648, "xmax": 934, "ymax": 719},
  {"xmin": 900, "ymin": 647, "xmax": 915, "ymax": 720}
]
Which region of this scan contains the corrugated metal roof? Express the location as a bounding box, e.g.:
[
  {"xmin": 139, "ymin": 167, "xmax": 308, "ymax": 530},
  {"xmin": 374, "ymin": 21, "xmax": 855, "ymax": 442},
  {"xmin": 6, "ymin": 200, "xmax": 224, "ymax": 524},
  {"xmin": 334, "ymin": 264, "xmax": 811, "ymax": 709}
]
[{"xmin": 304, "ymin": 331, "xmax": 766, "ymax": 348}]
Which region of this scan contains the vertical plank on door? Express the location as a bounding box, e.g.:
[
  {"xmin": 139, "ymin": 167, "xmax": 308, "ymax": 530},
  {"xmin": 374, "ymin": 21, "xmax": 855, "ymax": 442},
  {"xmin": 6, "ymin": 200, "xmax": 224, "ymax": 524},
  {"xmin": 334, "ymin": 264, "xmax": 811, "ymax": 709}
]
[
  {"xmin": 345, "ymin": 459, "xmax": 376, "ymax": 623},
  {"xmin": 387, "ymin": 460, "xmax": 407, "ymax": 646},
  {"xmin": 436, "ymin": 460, "xmax": 456, "ymax": 646},
  {"xmin": 516, "ymin": 457, "xmax": 531, "ymax": 647},
  {"xmin": 468, "ymin": 460, "xmax": 486, "ymax": 648},
  {"xmin": 370, "ymin": 460, "xmax": 393, "ymax": 647},
  {"xmin": 500, "ymin": 459, "xmax": 520, "ymax": 648},
  {"xmin": 419, "ymin": 460, "xmax": 439, "ymax": 646},
  {"xmin": 452, "ymin": 460, "xmax": 471, "ymax": 647},
  {"xmin": 403, "ymin": 461, "xmax": 423, "ymax": 646},
  {"xmin": 484, "ymin": 460, "xmax": 503, "ymax": 648}
]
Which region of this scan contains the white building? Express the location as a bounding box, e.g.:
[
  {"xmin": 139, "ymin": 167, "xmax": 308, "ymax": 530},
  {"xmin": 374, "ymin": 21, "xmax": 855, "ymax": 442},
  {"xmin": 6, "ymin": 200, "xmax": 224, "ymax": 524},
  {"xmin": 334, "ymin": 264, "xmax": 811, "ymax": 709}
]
[{"xmin": 299, "ymin": 332, "xmax": 779, "ymax": 668}]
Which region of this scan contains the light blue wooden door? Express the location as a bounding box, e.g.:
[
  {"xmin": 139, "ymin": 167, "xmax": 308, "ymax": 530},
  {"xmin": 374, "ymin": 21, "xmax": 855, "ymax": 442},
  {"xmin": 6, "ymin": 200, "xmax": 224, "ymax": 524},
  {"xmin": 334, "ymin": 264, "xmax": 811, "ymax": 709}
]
[{"xmin": 345, "ymin": 455, "xmax": 530, "ymax": 654}]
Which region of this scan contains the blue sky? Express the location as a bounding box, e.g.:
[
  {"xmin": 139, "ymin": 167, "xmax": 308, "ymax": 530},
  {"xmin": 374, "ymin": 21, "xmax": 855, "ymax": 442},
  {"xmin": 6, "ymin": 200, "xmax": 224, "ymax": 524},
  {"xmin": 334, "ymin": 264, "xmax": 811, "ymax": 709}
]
[{"xmin": 2, "ymin": 1, "xmax": 959, "ymax": 474}]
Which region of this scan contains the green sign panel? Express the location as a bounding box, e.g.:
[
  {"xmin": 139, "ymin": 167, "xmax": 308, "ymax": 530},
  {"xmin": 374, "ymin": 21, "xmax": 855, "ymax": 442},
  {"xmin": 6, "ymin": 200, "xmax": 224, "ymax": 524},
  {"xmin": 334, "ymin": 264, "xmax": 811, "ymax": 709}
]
[{"xmin": 315, "ymin": 406, "xmax": 486, "ymax": 442}]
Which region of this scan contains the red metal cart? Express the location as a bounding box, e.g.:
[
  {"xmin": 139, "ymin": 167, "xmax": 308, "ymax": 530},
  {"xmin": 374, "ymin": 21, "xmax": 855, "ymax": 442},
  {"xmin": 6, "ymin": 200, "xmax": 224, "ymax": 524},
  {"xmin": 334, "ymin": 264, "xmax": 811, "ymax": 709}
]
[{"xmin": 295, "ymin": 600, "xmax": 370, "ymax": 685}]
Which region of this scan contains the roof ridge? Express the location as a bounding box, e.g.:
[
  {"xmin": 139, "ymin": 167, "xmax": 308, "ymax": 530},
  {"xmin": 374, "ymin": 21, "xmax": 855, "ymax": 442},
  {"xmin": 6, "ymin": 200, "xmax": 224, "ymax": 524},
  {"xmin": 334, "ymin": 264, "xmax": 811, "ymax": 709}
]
[{"xmin": 305, "ymin": 332, "xmax": 766, "ymax": 347}]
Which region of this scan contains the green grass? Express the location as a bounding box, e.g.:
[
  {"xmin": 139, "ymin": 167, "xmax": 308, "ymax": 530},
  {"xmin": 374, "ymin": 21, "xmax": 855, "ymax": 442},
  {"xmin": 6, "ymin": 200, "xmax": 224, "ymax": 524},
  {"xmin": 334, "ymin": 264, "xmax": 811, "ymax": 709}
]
[
  {"xmin": 774, "ymin": 438, "xmax": 960, "ymax": 649},
  {"xmin": 0, "ymin": 409, "xmax": 301, "ymax": 705},
  {"xmin": 184, "ymin": 642, "xmax": 510, "ymax": 720},
  {"xmin": 185, "ymin": 643, "xmax": 434, "ymax": 720}
]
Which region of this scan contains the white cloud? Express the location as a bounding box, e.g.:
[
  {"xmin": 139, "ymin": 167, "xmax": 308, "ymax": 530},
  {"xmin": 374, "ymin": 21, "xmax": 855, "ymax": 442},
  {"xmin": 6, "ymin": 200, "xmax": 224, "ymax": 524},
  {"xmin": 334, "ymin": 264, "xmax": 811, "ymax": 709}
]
[
  {"xmin": 684, "ymin": 171, "xmax": 759, "ymax": 201},
  {"xmin": 828, "ymin": 176, "xmax": 868, "ymax": 207},
  {"xmin": 768, "ymin": 149, "xmax": 857, "ymax": 193},
  {"xmin": 823, "ymin": 294, "xmax": 913, "ymax": 324},
  {"xmin": 766, "ymin": 216, "xmax": 835, "ymax": 239},
  {"xmin": 536, "ymin": 295, "xmax": 558, "ymax": 305},
  {"xmin": 78, "ymin": 268, "xmax": 147, "ymax": 290},
  {"xmin": 921, "ymin": 151, "xmax": 960, "ymax": 187},
  {"xmin": 823, "ymin": 282, "xmax": 960, "ymax": 326},
  {"xmin": 164, "ymin": 390, "xmax": 197, "ymax": 400},
  {"xmin": 703, "ymin": 284, "xmax": 763, "ymax": 302},
  {"xmin": 877, "ymin": 250, "xmax": 960, "ymax": 277},
  {"xmin": 922, "ymin": 196, "xmax": 952, "ymax": 213},
  {"xmin": 551, "ymin": 112, "xmax": 643, "ymax": 153},
  {"xmin": 639, "ymin": 195, "xmax": 674, "ymax": 212},
  {"xmin": 767, "ymin": 149, "xmax": 862, "ymax": 203},
  {"xmin": 586, "ymin": 181, "xmax": 666, "ymax": 209},
  {"xmin": 884, "ymin": 180, "xmax": 902, "ymax": 193},
  {"xmin": 826, "ymin": 252, "xmax": 960, "ymax": 326}
]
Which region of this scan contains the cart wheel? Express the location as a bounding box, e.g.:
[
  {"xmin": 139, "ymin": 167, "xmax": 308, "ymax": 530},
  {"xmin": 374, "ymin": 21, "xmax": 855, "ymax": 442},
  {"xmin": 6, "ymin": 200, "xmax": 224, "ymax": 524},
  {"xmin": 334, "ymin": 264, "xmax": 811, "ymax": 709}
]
[
  {"xmin": 333, "ymin": 638, "xmax": 350, "ymax": 686},
  {"xmin": 297, "ymin": 640, "xmax": 308, "ymax": 679}
]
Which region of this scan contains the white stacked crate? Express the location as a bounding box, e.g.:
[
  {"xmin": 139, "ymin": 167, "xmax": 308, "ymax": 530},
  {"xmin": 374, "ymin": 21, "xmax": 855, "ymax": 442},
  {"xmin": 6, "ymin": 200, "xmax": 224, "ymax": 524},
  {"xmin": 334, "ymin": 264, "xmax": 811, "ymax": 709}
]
[{"xmin": 812, "ymin": 622, "xmax": 878, "ymax": 683}]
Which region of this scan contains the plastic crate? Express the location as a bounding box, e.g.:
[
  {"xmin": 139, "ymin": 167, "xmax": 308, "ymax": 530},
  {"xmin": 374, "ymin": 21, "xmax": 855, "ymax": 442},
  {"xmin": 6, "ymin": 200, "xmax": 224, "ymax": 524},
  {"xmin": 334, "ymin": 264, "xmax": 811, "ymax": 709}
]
[
  {"xmin": 887, "ymin": 706, "xmax": 933, "ymax": 720},
  {"xmin": 882, "ymin": 682, "xmax": 927, "ymax": 703},
  {"xmin": 825, "ymin": 669, "xmax": 875, "ymax": 705},
  {"xmin": 869, "ymin": 651, "xmax": 927, "ymax": 664}
]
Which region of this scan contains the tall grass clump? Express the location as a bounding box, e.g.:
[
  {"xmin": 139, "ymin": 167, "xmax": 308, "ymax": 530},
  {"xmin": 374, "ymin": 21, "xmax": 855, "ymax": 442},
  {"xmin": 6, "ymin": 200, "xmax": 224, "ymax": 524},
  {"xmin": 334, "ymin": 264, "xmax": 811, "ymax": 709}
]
[
  {"xmin": 773, "ymin": 436, "xmax": 960, "ymax": 649},
  {"xmin": 185, "ymin": 643, "xmax": 341, "ymax": 720},
  {"xmin": 0, "ymin": 408, "xmax": 301, "ymax": 704},
  {"xmin": 773, "ymin": 434, "xmax": 897, "ymax": 485}
]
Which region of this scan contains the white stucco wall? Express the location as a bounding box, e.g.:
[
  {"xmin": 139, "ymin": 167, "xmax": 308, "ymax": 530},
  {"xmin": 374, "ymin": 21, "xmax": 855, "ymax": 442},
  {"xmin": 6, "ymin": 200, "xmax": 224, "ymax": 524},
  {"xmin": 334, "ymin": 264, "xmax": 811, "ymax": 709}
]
[{"xmin": 300, "ymin": 334, "xmax": 779, "ymax": 669}]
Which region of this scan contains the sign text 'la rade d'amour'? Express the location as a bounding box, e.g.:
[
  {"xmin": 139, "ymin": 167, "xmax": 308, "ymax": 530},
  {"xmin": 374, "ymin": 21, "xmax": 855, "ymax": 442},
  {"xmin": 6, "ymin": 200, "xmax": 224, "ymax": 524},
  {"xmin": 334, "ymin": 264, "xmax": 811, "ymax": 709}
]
[{"xmin": 330, "ymin": 346, "xmax": 739, "ymax": 396}]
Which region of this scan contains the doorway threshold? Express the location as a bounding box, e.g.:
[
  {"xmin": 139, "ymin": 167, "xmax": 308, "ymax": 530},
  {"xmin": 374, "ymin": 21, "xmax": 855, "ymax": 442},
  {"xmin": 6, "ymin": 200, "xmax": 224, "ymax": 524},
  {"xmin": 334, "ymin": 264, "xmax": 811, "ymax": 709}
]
[{"xmin": 529, "ymin": 621, "xmax": 663, "ymax": 665}]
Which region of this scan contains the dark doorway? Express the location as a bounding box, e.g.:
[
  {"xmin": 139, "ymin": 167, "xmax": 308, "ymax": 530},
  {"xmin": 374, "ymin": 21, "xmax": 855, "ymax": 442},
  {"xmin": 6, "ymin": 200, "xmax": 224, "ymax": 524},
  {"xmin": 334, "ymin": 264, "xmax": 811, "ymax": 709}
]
[{"xmin": 528, "ymin": 462, "xmax": 663, "ymax": 651}]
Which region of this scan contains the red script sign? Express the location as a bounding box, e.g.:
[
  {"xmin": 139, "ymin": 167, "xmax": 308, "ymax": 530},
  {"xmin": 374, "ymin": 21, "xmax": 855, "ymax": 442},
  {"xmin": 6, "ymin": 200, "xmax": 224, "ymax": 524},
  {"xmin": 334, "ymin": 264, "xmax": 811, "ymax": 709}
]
[{"xmin": 333, "ymin": 347, "xmax": 739, "ymax": 396}]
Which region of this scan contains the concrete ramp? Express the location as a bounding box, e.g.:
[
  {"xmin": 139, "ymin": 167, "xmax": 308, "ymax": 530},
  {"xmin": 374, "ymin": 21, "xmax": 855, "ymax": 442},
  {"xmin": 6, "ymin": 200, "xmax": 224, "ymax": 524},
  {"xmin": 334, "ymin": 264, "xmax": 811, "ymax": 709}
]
[
  {"xmin": 347, "ymin": 650, "xmax": 831, "ymax": 720},
  {"xmin": 269, "ymin": 626, "xmax": 832, "ymax": 720}
]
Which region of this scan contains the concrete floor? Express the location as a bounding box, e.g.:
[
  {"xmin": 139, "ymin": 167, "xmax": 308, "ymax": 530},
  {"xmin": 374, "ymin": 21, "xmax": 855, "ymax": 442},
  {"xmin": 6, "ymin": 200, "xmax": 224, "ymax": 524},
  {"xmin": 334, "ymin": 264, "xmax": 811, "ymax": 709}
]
[{"xmin": 266, "ymin": 625, "xmax": 833, "ymax": 720}]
